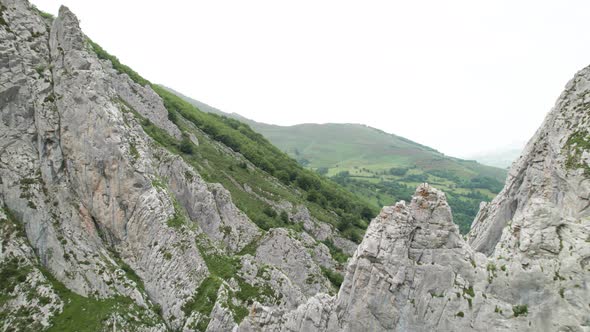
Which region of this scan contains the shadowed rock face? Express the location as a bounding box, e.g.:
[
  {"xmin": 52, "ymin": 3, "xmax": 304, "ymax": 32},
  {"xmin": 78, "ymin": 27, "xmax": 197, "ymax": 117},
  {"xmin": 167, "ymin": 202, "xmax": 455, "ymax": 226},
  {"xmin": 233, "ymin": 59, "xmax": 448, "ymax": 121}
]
[{"xmin": 1, "ymin": 0, "xmax": 589, "ymax": 331}]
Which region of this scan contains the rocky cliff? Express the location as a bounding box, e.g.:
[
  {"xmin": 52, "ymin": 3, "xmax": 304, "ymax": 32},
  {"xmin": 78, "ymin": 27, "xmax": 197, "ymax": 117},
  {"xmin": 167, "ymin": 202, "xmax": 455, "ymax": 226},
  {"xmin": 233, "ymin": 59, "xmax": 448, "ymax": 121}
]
[
  {"xmin": 0, "ymin": 1, "xmax": 356, "ymax": 330},
  {"xmin": 1, "ymin": 0, "xmax": 589, "ymax": 331}
]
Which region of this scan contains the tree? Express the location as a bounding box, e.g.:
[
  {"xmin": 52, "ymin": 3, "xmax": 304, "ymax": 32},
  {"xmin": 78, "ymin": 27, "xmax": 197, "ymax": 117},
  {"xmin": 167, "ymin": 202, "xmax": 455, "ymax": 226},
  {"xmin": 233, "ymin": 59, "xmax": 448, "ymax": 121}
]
[{"xmin": 179, "ymin": 137, "xmax": 194, "ymax": 155}]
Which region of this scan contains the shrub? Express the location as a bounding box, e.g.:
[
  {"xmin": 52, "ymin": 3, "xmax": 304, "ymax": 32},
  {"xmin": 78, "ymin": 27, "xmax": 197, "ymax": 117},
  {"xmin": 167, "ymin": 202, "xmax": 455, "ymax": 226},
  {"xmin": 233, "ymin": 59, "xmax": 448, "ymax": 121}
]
[
  {"xmin": 512, "ymin": 304, "xmax": 528, "ymax": 317},
  {"xmin": 280, "ymin": 211, "xmax": 289, "ymax": 223},
  {"xmin": 321, "ymin": 267, "xmax": 344, "ymax": 288},
  {"xmin": 463, "ymin": 286, "xmax": 475, "ymax": 298},
  {"xmin": 179, "ymin": 137, "xmax": 194, "ymax": 155},
  {"xmin": 321, "ymin": 240, "xmax": 349, "ymax": 264},
  {"xmin": 181, "ymin": 276, "xmax": 221, "ymax": 324},
  {"xmin": 262, "ymin": 206, "xmax": 277, "ymax": 218}
]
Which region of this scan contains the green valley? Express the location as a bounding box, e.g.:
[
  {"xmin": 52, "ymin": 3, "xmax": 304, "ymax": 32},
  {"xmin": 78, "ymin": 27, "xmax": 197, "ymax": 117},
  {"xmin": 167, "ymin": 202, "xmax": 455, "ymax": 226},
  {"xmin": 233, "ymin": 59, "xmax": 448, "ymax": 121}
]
[{"xmin": 167, "ymin": 88, "xmax": 507, "ymax": 233}]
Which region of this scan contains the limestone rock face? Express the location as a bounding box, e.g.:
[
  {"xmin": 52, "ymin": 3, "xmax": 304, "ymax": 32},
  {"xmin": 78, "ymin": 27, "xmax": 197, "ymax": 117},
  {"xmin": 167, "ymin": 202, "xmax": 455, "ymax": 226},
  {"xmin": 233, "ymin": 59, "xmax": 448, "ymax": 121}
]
[
  {"xmin": 242, "ymin": 183, "xmax": 590, "ymax": 332},
  {"xmin": 0, "ymin": 208, "xmax": 63, "ymax": 331},
  {"xmin": 158, "ymin": 158, "xmax": 260, "ymax": 253},
  {"xmin": 467, "ymin": 64, "xmax": 590, "ymax": 330},
  {"xmin": 0, "ymin": 1, "xmax": 214, "ymax": 327},
  {"xmin": 0, "ymin": 0, "xmax": 256, "ymax": 329},
  {"xmin": 329, "ymin": 185, "xmax": 473, "ymax": 332},
  {"xmin": 468, "ymin": 66, "xmax": 590, "ymax": 256},
  {"xmin": 254, "ymin": 229, "xmax": 332, "ymax": 298},
  {"xmin": 0, "ymin": 1, "xmax": 338, "ymax": 330}
]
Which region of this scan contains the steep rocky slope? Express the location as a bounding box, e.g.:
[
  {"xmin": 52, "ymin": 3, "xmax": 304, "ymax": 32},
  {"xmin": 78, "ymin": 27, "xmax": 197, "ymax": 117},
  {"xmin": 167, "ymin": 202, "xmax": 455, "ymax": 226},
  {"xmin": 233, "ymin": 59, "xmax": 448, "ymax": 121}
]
[
  {"xmin": 0, "ymin": 1, "xmax": 368, "ymax": 330},
  {"xmin": 237, "ymin": 66, "xmax": 590, "ymax": 331}
]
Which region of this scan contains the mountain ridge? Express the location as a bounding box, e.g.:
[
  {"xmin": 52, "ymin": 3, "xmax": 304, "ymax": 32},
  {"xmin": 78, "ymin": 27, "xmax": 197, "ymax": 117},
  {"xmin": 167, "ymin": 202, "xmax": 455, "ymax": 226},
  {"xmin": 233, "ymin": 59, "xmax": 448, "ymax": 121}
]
[{"xmin": 161, "ymin": 86, "xmax": 449, "ymax": 156}]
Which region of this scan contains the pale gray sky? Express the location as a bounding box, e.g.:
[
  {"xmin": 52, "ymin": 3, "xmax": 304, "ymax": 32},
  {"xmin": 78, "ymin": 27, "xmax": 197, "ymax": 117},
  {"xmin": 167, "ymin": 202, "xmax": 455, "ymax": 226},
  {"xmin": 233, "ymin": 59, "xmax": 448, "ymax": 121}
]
[{"xmin": 31, "ymin": 0, "xmax": 590, "ymax": 157}]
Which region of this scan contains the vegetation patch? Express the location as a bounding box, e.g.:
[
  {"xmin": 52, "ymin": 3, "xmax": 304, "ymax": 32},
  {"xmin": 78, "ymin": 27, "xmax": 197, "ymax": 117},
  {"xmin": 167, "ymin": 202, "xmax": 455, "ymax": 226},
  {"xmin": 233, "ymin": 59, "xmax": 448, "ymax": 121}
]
[
  {"xmin": 31, "ymin": 4, "xmax": 54, "ymax": 20},
  {"xmin": 512, "ymin": 304, "xmax": 528, "ymax": 317},
  {"xmin": 321, "ymin": 267, "xmax": 344, "ymax": 289},
  {"xmin": 167, "ymin": 196, "xmax": 188, "ymax": 229},
  {"xmin": 190, "ymin": 241, "xmax": 279, "ymax": 327},
  {"xmin": 0, "ymin": 261, "xmax": 44, "ymax": 331},
  {"xmin": 462, "ymin": 286, "xmax": 475, "ymax": 298},
  {"xmin": 321, "ymin": 239, "xmax": 350, "ymax": 264},
  {"xmin": 129, "ymin": 143, "xmax": 140, "ymax": 160},
  {"xmin": 0, "ymin": 4, "xmax": 8, "ymax": 27},
  {"xmin": 487, "ymin": 262, "xmax": 497, "ymax": 283},
  {"xmin": 1, "ymin": 207, "xmax": 26, "ymax": 239},
  {"xmin": 47, "ymin": 294, "xmax": 161, "ymax": 332},
  {"xmin": 111, "ymin": 253, "xmax": 145, "ymax": 293},
  {"xmin": 31, "ymin": 261, "xmax": 163, "ymax": 332},
  {"xmin": 0, "ymin": 257, "xmax": 32, "ymax": 296},
  {"xmin": 227, "ymin": 301, "xmax": 249, "ymax": 324},
  {"xmin": 238, "ymin": 237, "xmax": 261, "ymax": 256},
  {"xmin": 87, "ymin": 39, "xmax": 150, "ymax": 87},
  {"xmin": 201, "ymin": 253, "xmax": 238, "ymax": 280},
  {"xmin": 564, "ymin": 130, "xmax": 590, "ymax": 176},
  {"xmin": 234, "ymin": 278, "xmax": 275, "ymax": 305},
  {"xmin": 182, "ymin": 276, "xmax": 221, "ymax": 331}
]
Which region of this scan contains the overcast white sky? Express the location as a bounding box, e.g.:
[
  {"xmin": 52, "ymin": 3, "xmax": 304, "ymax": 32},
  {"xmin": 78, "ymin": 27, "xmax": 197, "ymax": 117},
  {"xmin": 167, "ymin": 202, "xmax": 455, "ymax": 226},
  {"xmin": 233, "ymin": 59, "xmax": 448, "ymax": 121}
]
[{"xmin": 31, "ymin": 0, "xmax": 590, "ymax": 157}]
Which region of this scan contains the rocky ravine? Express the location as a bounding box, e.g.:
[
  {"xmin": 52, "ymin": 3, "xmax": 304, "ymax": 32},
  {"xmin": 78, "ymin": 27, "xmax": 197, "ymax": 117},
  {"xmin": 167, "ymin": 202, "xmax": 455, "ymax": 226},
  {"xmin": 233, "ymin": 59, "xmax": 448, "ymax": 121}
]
[
  {"xmin": 0, "ymin": 1, "xmax": 589, "ymax": 332},
  {"xmin": 238, "ymin": 68, "xmax": 590, "ymax": 331}
]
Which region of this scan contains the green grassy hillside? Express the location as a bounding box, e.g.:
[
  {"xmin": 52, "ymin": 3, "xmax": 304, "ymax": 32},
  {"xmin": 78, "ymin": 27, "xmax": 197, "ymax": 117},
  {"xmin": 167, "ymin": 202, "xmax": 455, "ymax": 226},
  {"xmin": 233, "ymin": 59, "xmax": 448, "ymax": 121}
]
[{"xmin": 166, "ymin": 88, "xmax": 508, "ymax": 233}]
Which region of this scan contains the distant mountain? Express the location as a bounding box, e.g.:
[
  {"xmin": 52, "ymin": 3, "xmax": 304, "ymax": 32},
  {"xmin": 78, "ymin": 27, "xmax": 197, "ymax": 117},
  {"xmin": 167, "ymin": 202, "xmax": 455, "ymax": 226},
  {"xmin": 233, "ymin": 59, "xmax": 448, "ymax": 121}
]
[
  {"xmin": 164, "ymin": 86, "xmax": 508, "ymax": 233},
  {"xmin": 466, "ymin": 143, "xmax": 526, "ymax": 169}
]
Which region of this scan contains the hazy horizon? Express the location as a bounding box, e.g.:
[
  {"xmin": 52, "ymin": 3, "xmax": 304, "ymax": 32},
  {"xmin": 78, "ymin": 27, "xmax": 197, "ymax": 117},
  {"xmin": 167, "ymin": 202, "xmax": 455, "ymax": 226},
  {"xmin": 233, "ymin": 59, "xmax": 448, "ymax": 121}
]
[
  {"xmin": 30, "ymin": 0, "xmax": 590, "ymax": 158},
  {"xmin": 165, "ymin": 83, "xmax": 529, "ymax": 163}
]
